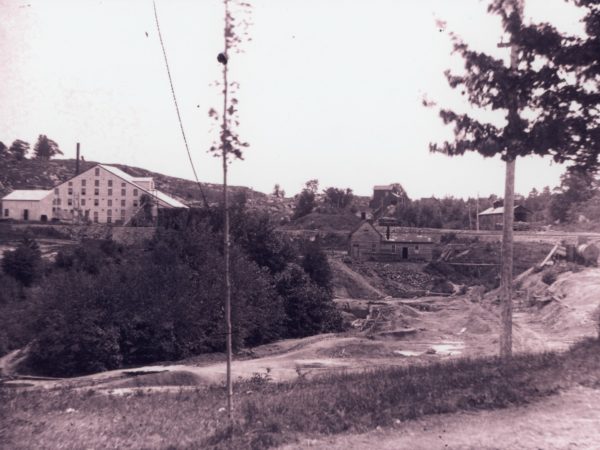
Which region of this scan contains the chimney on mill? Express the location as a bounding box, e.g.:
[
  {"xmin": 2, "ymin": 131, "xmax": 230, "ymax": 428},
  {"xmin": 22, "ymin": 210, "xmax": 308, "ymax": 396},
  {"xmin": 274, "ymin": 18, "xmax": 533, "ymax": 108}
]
[{"xmin": 75, "ymin": 143, "xmax": 80, "ymax": 175}]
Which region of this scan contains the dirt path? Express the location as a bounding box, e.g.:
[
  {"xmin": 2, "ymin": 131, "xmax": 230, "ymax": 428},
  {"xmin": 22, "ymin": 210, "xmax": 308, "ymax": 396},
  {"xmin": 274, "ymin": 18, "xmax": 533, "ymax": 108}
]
[{"xmin": 281, "ymin": 386, "xmax": 600, "ymax": 450}]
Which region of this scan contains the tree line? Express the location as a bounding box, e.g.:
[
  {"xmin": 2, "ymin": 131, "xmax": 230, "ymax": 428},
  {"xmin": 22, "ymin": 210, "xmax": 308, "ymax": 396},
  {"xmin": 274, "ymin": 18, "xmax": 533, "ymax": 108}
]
[
  {"xmin": 0, "ymin": 135, "xmax": 63, "ymax": 161},
  {"xmin": 288, "ymin": 169, "xmax": 600, "ymax": 229}
]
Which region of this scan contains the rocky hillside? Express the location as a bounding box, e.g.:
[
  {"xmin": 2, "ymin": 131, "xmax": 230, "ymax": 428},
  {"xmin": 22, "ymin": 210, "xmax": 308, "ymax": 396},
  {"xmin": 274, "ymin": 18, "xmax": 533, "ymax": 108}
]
[{"xmin": 0, "ymin": 158, "xmax": 269, "ymax": 207}]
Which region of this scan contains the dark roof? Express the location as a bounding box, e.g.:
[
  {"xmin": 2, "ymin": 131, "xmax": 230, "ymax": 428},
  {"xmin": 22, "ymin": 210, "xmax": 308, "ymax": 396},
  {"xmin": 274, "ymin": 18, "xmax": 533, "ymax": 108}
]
[
  {"xmin": 375, "ymin": 226, "xmax": 434, "ymax": 243},
  {"xmin": 478, "ymin": 204, "xmax": 532, "ymax": 216}
]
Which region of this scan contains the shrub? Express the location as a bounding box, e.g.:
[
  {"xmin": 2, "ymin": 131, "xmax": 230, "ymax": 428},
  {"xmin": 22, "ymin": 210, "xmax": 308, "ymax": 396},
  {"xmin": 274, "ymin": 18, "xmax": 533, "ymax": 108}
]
[
  {"xmin": 440, "ymin": 232, "xmax": 457, "ymax": 243},
  {"xmin": 1, "ymin": 237, "xmax": 42, "ymax": 286},
  {"xmin": 276, "ymin": 263, "xmax": 343, "ymax": 338},
  {"xmin": 541, "ymin": 268, "xmax": 558, "ymax": 285}
]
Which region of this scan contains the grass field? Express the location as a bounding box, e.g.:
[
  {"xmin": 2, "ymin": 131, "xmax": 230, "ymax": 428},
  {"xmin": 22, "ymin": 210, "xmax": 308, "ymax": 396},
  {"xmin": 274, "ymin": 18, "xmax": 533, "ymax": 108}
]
[{"xmin": 2, "ymin": 338, "xmax": 599, "ymax": 449}]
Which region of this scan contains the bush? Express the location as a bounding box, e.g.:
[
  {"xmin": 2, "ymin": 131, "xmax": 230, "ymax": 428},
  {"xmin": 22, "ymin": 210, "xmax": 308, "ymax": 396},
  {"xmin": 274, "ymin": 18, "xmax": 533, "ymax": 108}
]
[
  {"xmin": 276, "ymin": 263, "xmax": 343, "ymax": 338},
  {"xmin": 541, "ymin": 268, "xmax": 558, "ymax": 285},
  {"xmin": 1, "ymin": 237, "xmax": 42, "ymax": 286},
  {"xmin": 440, "ymin": 232, "xmax": 457, "ymax": 244}
]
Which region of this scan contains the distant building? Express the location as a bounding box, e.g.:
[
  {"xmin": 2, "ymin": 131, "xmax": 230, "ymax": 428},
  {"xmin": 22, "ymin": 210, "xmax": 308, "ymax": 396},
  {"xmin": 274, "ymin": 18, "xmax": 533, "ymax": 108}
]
[
  {"xmin": 2, "ymin": 190, "xmax": 54, "ymax": 222},
  {"xmin": 349, "ymin": 221, "xmax": 435, "ymax": 262},
  {"xmin": 1, "ymin": 164, "xmax": 188, "ymax": 224},
  {"xmin": 478, "ymin": 200, "xmax": 531, "ymax": 230},
  {"xmin": 370, "ymin": 185, "xmax": 400, "ymax": 210},
  {"xmin": 369, "ymin": 184, "xmax": 408, "ymax": 220}
]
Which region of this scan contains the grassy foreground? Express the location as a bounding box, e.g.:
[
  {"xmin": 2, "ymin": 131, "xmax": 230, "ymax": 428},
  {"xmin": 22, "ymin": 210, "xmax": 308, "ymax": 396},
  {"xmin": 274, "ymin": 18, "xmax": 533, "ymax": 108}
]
[{"xmin": 2, "ymin": 338, "xmax": 600, "ymax": 449}]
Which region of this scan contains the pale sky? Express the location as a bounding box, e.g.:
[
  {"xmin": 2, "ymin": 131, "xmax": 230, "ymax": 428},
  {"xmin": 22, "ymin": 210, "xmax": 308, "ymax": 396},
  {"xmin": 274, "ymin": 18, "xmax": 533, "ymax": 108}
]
[{"xmin": 0, "ymin": 0, "xmax": 587, "ymax": 199}]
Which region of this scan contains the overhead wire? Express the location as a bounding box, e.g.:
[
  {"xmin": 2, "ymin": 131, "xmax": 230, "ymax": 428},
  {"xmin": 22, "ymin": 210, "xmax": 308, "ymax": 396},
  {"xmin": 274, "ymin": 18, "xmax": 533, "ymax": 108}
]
[{"xmin": 153, "ymin": 0, "xmax": 209, "ymax": 208}]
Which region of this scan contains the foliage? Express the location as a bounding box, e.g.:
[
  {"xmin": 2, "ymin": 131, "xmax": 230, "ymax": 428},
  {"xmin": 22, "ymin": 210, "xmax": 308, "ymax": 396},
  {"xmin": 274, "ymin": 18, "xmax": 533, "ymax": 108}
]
[
  {"xmin": 33, "ymin": 134, "xmax": 63, "ymax": 160},
  {"xmin": 272, "ymin": 183, "xmax": 285, "ymax": 198},
  {"xmin": 0, "ymin": 273, "xmax": 37, "ymax": 356},
  {"xmin": 294, "ymin": 179, "xmax": 319, "ymax": 219},
  {"xmin": 8, "ymin": 139, "xmax": 29, "ymax": 161},
  {"xmin": 502, "ymin": 0, "xmax": 600, "ymax": 171},
  {"xmin": 0, "ymin": 141, "xmax": 6, "ymax": 158},
  {"xmin": 27, "ymin": 212, "xmax": 336, "ymax": 376},
  {"xmin": 1, "ymin": 237, "xmax": 42, "ymax": 287},
  {"xmin": 541, "ymin": 268, "xmax": 558, "ymax": 285},
  {"xmin": 431, "ymin": 0, "xmax": 600, "ymax": 172},
  {"xmin": 300, "ymin": 238, "xmax": 333, "ymax": 292},
  {"xmin": 323, "ymin": 186, "xmax": 354, "ymax": 209},
  {"xmin": 549, "ymin": 168, "xmax": 598, "ymax": 222},
  {"xmin": 275, "ymin": 263, "xmax": 342, "ymax": 338}
]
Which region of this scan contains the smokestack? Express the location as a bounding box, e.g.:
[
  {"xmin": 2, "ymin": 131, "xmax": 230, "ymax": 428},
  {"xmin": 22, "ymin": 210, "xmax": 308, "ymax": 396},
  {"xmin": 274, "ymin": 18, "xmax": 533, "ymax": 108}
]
[{"xmin": 76, "ymin": 143, "xmax": 80, "ymax": 175}]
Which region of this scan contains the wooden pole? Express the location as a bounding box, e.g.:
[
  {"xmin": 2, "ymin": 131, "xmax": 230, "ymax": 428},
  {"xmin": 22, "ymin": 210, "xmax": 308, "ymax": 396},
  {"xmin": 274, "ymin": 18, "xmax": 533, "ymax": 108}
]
[
  {"xmin": 476, "ymin": 193, "xmax": 480, "ymax": 231},
  {"xmin": 500, "ymin": 156, "xmax": 515, "ymax": 358},
  {"xmin": 499, "ymin": 0, "xmax": 523, "ymax": 359}
]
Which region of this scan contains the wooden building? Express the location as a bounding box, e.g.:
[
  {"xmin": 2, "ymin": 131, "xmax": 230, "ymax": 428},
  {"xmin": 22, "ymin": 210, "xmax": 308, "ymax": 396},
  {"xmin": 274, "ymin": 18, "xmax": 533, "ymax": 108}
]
[
  {"xmin": 478, "ymin": 201, "xmax": 532, "ymax": 230},
  {"xmin": 349, "ymin": 221, "xmax": 435, "ymax": 262}
]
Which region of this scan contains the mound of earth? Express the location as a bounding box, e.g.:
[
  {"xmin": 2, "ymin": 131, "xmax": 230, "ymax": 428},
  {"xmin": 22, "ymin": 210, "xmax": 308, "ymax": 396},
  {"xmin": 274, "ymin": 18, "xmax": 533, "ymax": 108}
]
[
  {"xmin": 283, "ymin": 211, "xmax": 361, "ymax": 232},
  {"xmin": 330, "ymin": 259, "xmax": 386, "ymax": 299}
]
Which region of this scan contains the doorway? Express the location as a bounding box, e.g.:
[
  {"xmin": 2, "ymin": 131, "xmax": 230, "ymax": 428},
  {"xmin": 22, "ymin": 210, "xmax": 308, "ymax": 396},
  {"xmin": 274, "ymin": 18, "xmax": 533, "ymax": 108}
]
[
  {"xmin": 23, "ymin": 209, "xmax": 29, "ymax": 221},
  {"xmin": 402, "ymin": 247, "xmax": 408, "ymax": 259}
]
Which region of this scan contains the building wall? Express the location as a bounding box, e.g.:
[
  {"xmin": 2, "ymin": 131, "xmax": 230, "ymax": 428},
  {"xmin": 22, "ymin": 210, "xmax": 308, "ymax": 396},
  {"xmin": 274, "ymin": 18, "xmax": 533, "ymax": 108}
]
[
  {"xmin": 349, "ymin": 222, "xmax": 382, "ymax": 260},
  {"xmin": 2, "ymin": 196, "xmax": 53, "ymax": 222},
  {"xmin": 53, "ymin": 166, "xmax": 147, "ymax": 224},
  {"xmin": 349, "ymin": 222, "xmax": 435, "ymax": 262},
  {"xmin": 379, "ymin": 241, "xmax": 433, "ymax": 261},
  {"xmin": 479, "ymin": 214, "xmax": 503, "ymax": 230}
]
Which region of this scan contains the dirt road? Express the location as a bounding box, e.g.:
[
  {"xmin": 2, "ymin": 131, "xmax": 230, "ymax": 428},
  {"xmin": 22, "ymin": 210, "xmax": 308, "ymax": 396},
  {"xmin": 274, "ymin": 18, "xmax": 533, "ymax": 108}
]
[{"xmin": 282, "ymin": 385, "xmax": 600, "ymax": 450}]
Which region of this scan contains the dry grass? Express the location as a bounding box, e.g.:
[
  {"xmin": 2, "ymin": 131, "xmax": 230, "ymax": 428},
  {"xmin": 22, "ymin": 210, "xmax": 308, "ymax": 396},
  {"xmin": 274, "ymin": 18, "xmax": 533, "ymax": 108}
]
[{"xmin": 2, "ymin": 339, "xmax": 600, "ymax": 450}]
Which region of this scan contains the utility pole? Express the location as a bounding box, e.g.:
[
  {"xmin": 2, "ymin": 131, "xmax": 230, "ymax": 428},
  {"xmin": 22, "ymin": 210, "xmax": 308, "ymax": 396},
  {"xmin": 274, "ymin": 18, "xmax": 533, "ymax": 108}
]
[
  {"xmin": 476, "ymin": 193, "xmax": 480, "ymax": 232},
  {"xmin": 499, "ymin": 0, "xmax": 523, "ymax": 359},
  {"xmin": 468, "ymin": 202, "xmax": 472, "ymax": 230}
]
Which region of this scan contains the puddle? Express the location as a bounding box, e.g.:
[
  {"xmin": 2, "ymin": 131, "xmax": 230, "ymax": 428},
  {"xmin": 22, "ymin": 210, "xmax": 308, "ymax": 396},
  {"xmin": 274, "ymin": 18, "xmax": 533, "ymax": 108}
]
[
  {"xmin": 430, "ymin": 342, "xmax": 464, "ymax": 356},
  {"xmin": 393, "ymin": 350, "xmax": 422, "ymax": 357}
]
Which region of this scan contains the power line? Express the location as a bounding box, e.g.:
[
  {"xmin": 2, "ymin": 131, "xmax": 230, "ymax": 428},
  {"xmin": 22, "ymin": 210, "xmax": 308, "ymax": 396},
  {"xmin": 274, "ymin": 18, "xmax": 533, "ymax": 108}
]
[{"xmin": 153, "ymin": 0, "xmax": 209, "ymax": 208}]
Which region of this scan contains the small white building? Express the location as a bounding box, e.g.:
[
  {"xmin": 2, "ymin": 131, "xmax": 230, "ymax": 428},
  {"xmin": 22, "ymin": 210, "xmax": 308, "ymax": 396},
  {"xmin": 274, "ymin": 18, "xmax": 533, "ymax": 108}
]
[
  {"xmin": 1, "ymin": 164, "xmax": 188, "ymax": 224},
  {"xmin": 2, "ymin": 190, "xmax": 54, "ymax": 222}
]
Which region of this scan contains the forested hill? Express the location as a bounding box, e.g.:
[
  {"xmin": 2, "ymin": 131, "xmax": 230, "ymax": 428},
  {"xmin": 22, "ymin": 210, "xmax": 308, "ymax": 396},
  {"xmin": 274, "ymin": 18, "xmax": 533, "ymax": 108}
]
[{"xmin": 0, "ymin": 157, "xmax": 266, "ymax": 206}]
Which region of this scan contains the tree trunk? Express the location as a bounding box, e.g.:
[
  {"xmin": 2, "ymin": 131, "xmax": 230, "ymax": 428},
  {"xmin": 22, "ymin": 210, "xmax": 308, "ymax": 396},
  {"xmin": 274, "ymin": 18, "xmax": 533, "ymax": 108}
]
[
  {"xmin": 500, "ymin": 156, "xmax": 515, "ymax": 358},
  {"xmin": 499, "ymin": 7, "xmax": 522, "ymax": 357},
  {"xmin": 222, "ymin": 0, "xmax": 233, "ymax": 420}
]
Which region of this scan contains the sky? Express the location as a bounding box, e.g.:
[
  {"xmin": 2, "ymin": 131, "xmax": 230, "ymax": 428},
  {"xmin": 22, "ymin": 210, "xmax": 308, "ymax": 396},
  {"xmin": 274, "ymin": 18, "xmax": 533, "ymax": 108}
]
[{"xmin": 0, "ymin": 0, "xmax": 588, "ymax": 199}]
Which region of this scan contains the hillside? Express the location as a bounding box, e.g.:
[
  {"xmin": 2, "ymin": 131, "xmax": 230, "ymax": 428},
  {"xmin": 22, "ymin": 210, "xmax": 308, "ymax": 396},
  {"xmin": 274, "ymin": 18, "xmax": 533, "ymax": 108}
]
[{"xmin": 0, "ymin": 157, "xmax": 267, "ymax": 206}]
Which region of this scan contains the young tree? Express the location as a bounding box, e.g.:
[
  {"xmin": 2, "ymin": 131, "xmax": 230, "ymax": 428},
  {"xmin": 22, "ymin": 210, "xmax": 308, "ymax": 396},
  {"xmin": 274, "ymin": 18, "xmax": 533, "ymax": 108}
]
[
  {"xmin": 33, "ymin": 135, "xmax": 63, "ymax": 160},
  {"xmin": 272, "ymin": 183, "xmax": 282, "ymax": 198},
  {"xmin": 2, "ymin": 237, "xmax": 42, "ymax": 287},
  {"xmin": 8, "ymin": 139, "xmax": 30, "ymax": 161},
  {"xmin": 210, "ymin": 0, "xmax": 252, "ymax": 418},
  {"xmin": 293, "ymin": 179, "xmax": 319, "ymax": 219}
]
